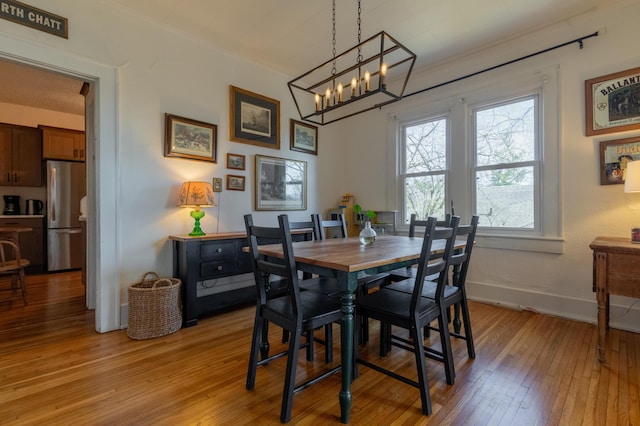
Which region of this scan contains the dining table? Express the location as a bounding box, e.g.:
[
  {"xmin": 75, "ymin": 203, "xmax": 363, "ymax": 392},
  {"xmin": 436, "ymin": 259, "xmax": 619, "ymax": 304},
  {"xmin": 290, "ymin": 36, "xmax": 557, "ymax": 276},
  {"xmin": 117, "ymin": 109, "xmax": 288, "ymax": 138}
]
[{"xmin": 255, "ymin": 234, "xmax": 464, "ymax": 423}]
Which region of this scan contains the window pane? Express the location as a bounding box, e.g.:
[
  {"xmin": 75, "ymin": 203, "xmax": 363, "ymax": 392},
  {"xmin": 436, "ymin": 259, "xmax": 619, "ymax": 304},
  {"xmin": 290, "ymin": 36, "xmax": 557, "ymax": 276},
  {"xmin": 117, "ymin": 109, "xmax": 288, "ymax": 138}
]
[
  {"xmin": 404, "ymin": 174, "xmax": 445, "ymax": 222},
  {"xmin": 476, "ymin": 167, "xmax": 534, "ymax": 228},
  {"xmin": 405, "ymin": 118, "xmax": 447, "ymax": 173},
  {"xmin": 476, "ymin": 98, "xmax": 535, "ymax": 167}
]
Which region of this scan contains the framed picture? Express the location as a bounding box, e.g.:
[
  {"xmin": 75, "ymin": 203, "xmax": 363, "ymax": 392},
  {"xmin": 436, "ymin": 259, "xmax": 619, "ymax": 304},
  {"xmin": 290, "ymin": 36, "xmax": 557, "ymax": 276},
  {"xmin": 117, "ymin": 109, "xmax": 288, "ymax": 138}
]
[
  {"xmin": 226, "ymin": 174, "xmax": 245, "ymax": 191},
  {"xmin": 164, "ymin": 113, "xmax": 217, "ymax": 162},
  {"xmin": 255, "ymin": 155, "xmax": 307, "ymax": 210},
  {"xmin": 212, "ymin": 177, "xmax": 223, "ymax": 192},
  {"xmin": 290, "ymin": 119, "xmax": 318, "ymax": 155},
  {"xmin": 585, "ymin": 66, "xmax": 640, "ymax": 136},
  {"xmin": 229, "ymin": 85, "xmax": 280, "ymax": 149},
  {"xmin": 599, "ymin": 136, "xmax": 640, "ymax": 185},
  {"xmin": 226, "ymin": 153, "xmax": 246, "ymax": 170}
]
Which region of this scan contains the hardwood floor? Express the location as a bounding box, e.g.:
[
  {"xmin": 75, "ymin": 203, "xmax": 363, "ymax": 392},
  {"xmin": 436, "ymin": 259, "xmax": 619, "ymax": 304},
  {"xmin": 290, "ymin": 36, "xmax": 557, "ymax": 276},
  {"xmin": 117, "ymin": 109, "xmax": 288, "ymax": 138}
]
[{"xmin": 1, "ymin": 271, "xmax": 638, "ymax": 425}]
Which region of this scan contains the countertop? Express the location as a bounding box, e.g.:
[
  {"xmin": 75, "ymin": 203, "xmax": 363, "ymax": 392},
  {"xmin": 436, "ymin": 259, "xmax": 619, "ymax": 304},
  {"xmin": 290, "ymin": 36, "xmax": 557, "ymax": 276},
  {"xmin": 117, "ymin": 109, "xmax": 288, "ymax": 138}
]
[{"xmin": 0, "ymin": 215, "xmax": 45, "ymax": 219}]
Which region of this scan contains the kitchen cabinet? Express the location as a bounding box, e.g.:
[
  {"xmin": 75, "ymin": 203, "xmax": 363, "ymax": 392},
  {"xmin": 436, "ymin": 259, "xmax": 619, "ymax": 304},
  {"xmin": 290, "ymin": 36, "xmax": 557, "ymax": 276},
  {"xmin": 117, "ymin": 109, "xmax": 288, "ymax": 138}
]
[
  {"xmin": 40, "ymin": 125, "xmax": 85, "ymax": 161},
  {"xmin": 0, "ymin": 217, "xmax": 45, "ymax": 273},
  {"xmin": 0, "ymin": 123, "xmax": 43, "ymax": 187}
]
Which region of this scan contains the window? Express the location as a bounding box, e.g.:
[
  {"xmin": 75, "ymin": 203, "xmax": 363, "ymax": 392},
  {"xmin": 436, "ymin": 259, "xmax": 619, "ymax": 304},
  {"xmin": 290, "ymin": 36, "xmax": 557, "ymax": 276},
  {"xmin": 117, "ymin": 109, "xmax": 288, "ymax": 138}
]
[
  {"xmin": 396, "ymin": 68, "xmax": 563, "ymax": 253},
  {"xmin": 473, "ymin": 96, "xmax": 539, "ymax": 230},
  {"xmin": 400, "ymin": 116, "xmax": 448, "ymax": 224}
]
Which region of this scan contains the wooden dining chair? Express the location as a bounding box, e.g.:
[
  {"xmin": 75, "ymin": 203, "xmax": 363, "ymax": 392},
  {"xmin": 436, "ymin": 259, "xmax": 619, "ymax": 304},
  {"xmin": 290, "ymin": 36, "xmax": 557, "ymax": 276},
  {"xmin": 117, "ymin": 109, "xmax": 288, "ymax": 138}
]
[
  {"xmin": 0, "ymin": 239, "xmax": 30, "ymax": 305},
  {"xmin": 385, "ymin": 215, "xmax": 479, "ymax": 360},
  {"xmin": 354, "ymin": 216, "xmax": 459, "ymax": 416},
  {"xmin": 244, "ymin": 214, "xmax": 342, "ymax": 423}
]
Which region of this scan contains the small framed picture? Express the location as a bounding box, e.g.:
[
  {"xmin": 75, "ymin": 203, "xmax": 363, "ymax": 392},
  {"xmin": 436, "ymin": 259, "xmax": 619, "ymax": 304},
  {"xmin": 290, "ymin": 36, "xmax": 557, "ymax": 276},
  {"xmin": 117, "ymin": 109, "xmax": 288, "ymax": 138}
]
[
  {"xmin": 212, "ymin": 177, "xmax": 223, "ymax": 192},
  {"xmin": 164, "ymin": 113, "xmax": 217, "ymax": 162},
  {"xmin": 290, "ymin": 119, "xmax": 318, "ymax": 155},
  {"xmin": 230, "ymin": 85, "xmax": 280, "ymax": 149},
  {"xmin": 226, "ymin": 153, "xmax": 246, "ymax": 170},
  {"xmin": 226, "ymin": 174, "xmax": 245, "ymax": 191},
  {"xmin": 599, "ymin": 136, "xmax": 640, "ymax": 185}
]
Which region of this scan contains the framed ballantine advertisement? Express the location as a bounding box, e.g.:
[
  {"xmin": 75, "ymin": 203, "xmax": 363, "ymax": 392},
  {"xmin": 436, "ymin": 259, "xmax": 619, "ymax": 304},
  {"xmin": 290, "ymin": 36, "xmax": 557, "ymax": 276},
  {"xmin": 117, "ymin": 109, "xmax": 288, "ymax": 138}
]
[{"xmin": 585, "ymin": 66, "xmax": 640, "ymax": 136}]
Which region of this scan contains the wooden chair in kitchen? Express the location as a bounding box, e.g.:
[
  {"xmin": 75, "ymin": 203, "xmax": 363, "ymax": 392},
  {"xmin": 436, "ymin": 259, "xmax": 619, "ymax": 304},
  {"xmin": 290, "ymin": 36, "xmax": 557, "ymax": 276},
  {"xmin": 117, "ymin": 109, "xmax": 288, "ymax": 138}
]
[
  {"xmin": 244, "ymin": 214, "xmax": 342, "ymax": 423},
  {"xmin": 0, "ymin": 239, "xmax": 29, "ymax": 305}
]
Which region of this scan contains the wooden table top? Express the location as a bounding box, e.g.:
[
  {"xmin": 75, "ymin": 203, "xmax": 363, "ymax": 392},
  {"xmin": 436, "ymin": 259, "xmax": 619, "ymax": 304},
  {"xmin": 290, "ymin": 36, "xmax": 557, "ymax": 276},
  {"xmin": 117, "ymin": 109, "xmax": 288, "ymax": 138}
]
[{"xmin": 256, "ymin": 235, "xmax": 462, "ymax": 273}]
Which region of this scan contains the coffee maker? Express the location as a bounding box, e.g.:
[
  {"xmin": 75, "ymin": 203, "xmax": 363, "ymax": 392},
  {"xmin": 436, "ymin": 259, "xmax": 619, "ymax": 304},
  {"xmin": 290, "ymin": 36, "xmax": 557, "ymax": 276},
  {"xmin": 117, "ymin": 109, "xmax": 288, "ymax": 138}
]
[{"xmin": 3, "ymin": 195, "xmax": 20, "ymax": 215}]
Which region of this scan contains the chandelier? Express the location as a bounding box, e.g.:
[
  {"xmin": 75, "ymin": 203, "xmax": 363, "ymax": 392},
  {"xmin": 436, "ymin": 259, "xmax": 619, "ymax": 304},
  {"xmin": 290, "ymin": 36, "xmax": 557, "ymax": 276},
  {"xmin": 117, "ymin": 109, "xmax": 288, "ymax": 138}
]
[{"xmin": 288, "ymin": 0, "xmax": 416, "ymax": 126}]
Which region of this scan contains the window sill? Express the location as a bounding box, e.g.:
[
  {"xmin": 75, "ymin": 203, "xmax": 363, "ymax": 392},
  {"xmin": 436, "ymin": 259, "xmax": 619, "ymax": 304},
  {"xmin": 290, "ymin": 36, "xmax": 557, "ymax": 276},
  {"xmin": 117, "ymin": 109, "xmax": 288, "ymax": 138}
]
[{"xmin": 475, "ymin": 233, "xmax": 565, "ymax": 254}]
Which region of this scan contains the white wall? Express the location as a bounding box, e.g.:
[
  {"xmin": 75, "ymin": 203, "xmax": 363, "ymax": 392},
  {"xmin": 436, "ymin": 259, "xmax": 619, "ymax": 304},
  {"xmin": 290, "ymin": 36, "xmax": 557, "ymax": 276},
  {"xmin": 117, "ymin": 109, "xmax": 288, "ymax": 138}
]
[
  {"xmin": 2, "ymin": 0, "xmax": 639, "ymax": 333},
  {"xmin": 0, "ymin": 0, "xmax": 342, "ymax": 331},
  {"xmin": 323, "ymin": 0, "xmax": 640, "ymax": 332}
]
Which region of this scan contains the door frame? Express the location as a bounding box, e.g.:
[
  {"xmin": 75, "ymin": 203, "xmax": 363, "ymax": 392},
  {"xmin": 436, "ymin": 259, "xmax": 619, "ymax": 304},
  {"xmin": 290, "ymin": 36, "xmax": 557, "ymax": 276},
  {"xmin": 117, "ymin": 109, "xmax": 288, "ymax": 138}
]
[{"xmin": 0, "ymin": 34, "xmax": 120, "ymax": 332}]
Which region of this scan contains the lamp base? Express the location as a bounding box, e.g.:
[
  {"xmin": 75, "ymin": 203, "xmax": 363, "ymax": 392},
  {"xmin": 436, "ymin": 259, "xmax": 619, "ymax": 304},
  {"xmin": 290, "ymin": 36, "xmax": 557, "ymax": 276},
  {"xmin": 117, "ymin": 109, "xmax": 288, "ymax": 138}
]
[{"xmin": 189, "ymin": 209, "xmax": 206, "ymax": 236}]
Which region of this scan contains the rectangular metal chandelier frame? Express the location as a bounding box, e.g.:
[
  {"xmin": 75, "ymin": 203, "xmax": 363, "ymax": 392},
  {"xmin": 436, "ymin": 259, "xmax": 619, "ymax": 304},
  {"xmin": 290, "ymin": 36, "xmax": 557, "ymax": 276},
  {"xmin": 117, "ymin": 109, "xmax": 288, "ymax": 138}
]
[{"xmin": 288, "ymin": 31, "xmax": 416, "ymax": 125}]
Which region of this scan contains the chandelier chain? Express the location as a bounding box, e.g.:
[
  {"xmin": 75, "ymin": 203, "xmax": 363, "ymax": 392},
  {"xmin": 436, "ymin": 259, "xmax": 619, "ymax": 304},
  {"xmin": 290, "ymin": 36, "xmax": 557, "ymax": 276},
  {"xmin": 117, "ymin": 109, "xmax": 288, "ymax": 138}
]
[
  {"xmin": 357, "ymin": 0, "xmax": 362, "ymax": 62},
  {"xmin": 331, "ymin": 0, "xmax": 336, "ymax": 75}
]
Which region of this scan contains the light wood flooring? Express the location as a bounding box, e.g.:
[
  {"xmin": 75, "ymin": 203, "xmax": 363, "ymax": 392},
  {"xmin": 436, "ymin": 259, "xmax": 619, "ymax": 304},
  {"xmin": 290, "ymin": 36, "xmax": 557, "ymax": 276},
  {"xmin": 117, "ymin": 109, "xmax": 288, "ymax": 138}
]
[{"xmin": 0, "ymin": 271, "xmax": 638, "ymax": 425}]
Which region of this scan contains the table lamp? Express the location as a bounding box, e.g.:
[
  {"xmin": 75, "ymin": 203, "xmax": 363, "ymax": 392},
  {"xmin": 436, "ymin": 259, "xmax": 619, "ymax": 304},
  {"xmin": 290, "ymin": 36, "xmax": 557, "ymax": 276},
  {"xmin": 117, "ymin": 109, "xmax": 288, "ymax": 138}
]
[
  {"xmin": 624, "ymin": 160, "xmax": 640, "ymax": 243},
  {"xmin": 177, "ymin": 181, "xmax": 216, "ymax": 236}
]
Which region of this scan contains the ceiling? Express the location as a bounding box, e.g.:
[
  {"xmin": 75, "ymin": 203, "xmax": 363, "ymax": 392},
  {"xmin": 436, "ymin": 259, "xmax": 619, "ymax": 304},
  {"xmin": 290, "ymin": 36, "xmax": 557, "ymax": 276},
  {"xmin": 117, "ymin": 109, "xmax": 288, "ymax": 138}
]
[{"xmin": 0, "ymin": 0, "xmax": 601, "ymax": 116}]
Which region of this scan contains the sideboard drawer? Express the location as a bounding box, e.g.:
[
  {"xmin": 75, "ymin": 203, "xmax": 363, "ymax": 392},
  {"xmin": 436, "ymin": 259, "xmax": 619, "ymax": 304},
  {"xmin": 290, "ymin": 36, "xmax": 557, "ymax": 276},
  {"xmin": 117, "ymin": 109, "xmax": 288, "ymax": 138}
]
[
  {"xmin": 200, "ymin": 240, "xmax": 237, "ymax": 260},
  {"xmin": 200, "ymin": 259, "xmax": 240, "ymax": 278}
]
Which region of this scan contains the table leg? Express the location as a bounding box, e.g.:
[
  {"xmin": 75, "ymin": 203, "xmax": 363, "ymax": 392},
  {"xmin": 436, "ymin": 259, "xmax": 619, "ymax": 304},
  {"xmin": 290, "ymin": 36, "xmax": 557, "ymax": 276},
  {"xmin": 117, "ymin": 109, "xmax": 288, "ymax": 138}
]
[
  {"xmin": 595, "ymin": 252, "xmax": 607, "ymax": 363},
  {"xmin": 339, "ymin": 282, "xmax": 356, "ymax": 423}
]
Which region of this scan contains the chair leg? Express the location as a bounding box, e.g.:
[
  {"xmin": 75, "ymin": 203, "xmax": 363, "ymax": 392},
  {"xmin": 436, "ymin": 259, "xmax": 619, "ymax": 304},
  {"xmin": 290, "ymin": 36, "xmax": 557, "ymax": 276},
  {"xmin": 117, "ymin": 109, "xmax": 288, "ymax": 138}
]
[
  {"xmin": 281, "ymin": 327, "xmax": 302, "ymax": 423},
  {"xmin": 411, "ymin": 323, "xmax": 432, "ymax": 416},
  {"xmin": 325, "ymin": 323, "xmax": 333, "ymax": 363},
  {"xmin": 246, "ymin": 314, "xmax": 264, "ymax": 390},
  {"xmin": 306, "ymin": 329, "xmax": 314, "ymax": 362},
  {"xmin": 260, "ymin": 319, "xmax": 270, "ymax": 360},
  {"xmin": 436, "ymin": 314, "xmax": 455, "ymax": 385},
  {"xmin": 459, "ymin": 297, "xmax": 476, "ymax": 358},
  {"xmin": 19, "ymin": 269, "xmax": 28, "ymax": 305}
]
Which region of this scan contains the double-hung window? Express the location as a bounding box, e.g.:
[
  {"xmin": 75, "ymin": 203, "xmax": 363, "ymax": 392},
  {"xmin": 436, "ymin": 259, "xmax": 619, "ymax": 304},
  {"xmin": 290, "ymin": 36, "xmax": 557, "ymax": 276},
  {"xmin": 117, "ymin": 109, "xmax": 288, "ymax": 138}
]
[
  {"xmin": 397, "ymin": 68, "xmax": 562, "ymax": 253},
  {"xmin": 400, "ymin": 115, "xmax": 449, "ymax": 224}
]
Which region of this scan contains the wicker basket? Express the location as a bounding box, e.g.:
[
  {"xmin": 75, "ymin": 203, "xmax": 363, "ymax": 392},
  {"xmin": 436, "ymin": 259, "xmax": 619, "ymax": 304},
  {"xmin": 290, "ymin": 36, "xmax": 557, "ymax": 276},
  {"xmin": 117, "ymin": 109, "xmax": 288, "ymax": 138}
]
[{"xmin": 127, "ymin": 272, "xmax": 182, "ymax": 340}]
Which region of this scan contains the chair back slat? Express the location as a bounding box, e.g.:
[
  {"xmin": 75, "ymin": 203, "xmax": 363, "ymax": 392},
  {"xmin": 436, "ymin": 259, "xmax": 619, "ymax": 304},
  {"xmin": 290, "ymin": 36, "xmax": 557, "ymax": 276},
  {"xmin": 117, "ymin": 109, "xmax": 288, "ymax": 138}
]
[
  {"xmin": 449, "ymin": 215, "xmax": 479, "ymax": 289},
  {"xmin": 408, "ymin": 213, "xmax": 451, "ymax": 237}
]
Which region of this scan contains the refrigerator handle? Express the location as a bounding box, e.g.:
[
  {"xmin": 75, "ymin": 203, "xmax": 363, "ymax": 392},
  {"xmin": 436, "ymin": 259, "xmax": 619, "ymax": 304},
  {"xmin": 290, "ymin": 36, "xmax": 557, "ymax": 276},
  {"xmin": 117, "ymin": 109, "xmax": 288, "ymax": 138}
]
[{"xmin": 49, "ymin": 166, "xmax": 57, "ymax": 222}]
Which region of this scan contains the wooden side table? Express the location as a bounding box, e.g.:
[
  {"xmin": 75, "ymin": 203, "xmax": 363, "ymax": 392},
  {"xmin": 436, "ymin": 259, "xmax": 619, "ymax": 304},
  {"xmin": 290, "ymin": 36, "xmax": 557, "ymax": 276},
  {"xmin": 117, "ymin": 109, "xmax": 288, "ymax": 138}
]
[{"xmin": 590, "ymin": 236, "xmax": 640, "ymax": 363}]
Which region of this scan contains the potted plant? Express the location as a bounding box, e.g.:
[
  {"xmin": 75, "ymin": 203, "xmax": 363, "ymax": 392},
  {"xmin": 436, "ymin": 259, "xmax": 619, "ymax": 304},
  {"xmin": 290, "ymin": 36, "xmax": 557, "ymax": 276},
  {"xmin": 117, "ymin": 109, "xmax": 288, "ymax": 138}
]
[{"xmin": 353, "ymin": 204, "xmax": 376, "ymax": 227}]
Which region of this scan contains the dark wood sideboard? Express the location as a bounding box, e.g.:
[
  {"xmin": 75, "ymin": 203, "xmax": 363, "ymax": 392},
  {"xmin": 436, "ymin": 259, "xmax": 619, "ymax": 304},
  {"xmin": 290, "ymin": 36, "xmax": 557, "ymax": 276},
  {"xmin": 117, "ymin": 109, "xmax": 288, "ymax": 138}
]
[{"xmin": 170, "ymin": 230, "xmax": 312, "ymax": 327}]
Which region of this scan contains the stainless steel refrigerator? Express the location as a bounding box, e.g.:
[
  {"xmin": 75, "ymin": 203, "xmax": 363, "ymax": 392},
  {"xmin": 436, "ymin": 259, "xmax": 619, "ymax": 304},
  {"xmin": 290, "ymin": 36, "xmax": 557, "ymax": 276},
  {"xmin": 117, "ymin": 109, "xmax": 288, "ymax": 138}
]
[{"xmin": 47, "ymin": 160, "xmax": 86, "ymax": 271}]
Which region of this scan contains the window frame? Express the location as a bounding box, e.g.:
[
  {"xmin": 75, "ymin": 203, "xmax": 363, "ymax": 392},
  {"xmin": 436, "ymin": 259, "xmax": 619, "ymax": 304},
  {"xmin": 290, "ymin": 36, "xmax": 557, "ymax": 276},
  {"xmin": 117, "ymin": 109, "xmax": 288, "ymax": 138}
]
[
  {"xmin": 399, "ymin": 113, "xmax": 451, "ymax": 226},
  {"xmin": 394, "ymin": 66, "xmax": 563, "ymax": 253},
  {"xmin": 470, "ymin": 93, "xmax": 542, "ymax": 234}
]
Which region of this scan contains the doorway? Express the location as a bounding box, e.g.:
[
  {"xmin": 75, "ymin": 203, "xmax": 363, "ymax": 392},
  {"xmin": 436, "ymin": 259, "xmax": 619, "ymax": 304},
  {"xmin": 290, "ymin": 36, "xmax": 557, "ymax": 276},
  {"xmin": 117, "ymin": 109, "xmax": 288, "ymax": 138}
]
[
  {"xmin": 0, "ymin": 58, "xmax": 90, "ymax": 308},
  {"xmin": 0, "ymin": 37, "xmax": 120, "ymax": 332}
]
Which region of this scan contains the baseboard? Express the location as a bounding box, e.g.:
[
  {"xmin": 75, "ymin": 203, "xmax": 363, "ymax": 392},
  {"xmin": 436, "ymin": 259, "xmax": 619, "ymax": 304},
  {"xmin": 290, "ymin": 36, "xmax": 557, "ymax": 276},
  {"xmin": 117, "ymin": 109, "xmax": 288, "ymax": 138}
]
[{"xmin": 466, "ymin": 280, "xmax": 640, "ymax": 334}]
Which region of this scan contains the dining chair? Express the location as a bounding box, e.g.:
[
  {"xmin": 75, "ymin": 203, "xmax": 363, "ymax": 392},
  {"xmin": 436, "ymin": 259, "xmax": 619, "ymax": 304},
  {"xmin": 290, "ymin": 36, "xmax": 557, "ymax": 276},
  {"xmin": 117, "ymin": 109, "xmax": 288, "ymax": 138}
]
[
  {"xmin": 385, "ymin": 215, "xmax": 479, "ymax": 359},
  {"xmin": 387, "ymin": 213, "xmax": 451, "ymax": 282},
  {"xmin": 244, "ymin": 214, "xmax": 342, "ymax": 424},
  {"xmin": 354, "ymin": 216, "xmax": 459, "ymax": 415},
  {"xmin": 0, "ymin": 239, "xmax": 30, "ymax": 305}
]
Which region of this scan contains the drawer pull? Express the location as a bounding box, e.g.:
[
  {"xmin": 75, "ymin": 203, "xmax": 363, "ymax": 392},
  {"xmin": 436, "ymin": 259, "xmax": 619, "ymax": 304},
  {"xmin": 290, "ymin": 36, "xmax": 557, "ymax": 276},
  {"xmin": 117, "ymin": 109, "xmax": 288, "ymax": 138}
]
[
  {"xmin": 217, "ymin": 265, "xmax": 223, "ymax": 271},
  {"xmin": 216, "ymin": 248, "xmax": 223, "ymax": 253}
]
